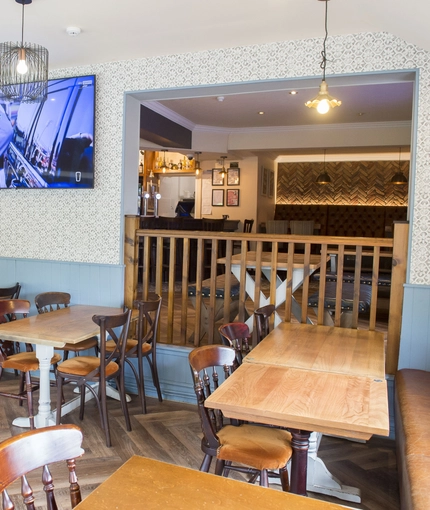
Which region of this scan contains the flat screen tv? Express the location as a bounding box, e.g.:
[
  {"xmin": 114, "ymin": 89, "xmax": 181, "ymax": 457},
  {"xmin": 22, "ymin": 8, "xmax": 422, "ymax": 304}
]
[{"xmin": 0, "ymin": 75, "xmax": 95, "ymax": 189}]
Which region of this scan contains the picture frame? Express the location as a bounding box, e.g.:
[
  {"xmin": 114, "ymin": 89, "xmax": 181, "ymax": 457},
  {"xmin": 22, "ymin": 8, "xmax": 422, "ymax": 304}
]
[
  {"xmin": 261, "ymin": 167, "xmax": 269, "ymax": 196},
  {"xmin": 212, "ymin": 189, "xmax": 224, "ymax": 206},
  {"xmin": 227, "ymin": 189, "xmax": 240, "ymax": 206},
  {"xmin": 227, "ymin": 167, "xmax": 240, "ymax": 186},
  {"xmin": 268, "ymin": 170, "xmax": 275, "ymax": 198},
  {"xmin": 212, "ymin": 168, "xmax": 225, "ymax": 186}
]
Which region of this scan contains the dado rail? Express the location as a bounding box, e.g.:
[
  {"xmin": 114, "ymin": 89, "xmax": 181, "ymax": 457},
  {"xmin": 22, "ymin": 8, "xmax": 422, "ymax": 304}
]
[{"xmin": 124, "ymin": 216, "xmax": 408, "ymax": 374}]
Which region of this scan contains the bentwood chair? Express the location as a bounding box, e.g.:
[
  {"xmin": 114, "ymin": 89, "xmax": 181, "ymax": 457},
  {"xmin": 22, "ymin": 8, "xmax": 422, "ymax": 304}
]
[
  {"xmin": 189, "ymin": 345, "xmax": 292, "ymax": 490},
  {"xmin": 106, "ymin": 295, "xmax": 162, "ymax": 414},
  {"xmin": 218, "ymin": 322, "xmax": 251, "ymax": 364},
  {"xmin": 56, "ymin": 309, "xmax": 132, "ymax": 447},
  {"xmin": 254, "ymin": 304, "xmax": 276, "ymax": 344},
  {"xmin": 0, "ymin": 300, "xmax": 62, "ymax": 429},
  {"xmin": 0, "ymin": 283, "xmax": 23, "ymax": 367},
  {"xmin": 0, "ymin": 424, "xmax": 84, "ymax": 509},
  {"xmin": 35, "ymin": 292, "xmax": 99, "ymax": 360},
  {"xmin": 232, "ymin": 219, "xmax": 254, "ymax": 253}
]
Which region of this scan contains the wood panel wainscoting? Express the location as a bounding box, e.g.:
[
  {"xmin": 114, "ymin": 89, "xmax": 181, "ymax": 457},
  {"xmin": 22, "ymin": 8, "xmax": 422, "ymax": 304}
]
[{"xmin": 124, "ymin": 216, "xmax": 408, "ymax": 375}]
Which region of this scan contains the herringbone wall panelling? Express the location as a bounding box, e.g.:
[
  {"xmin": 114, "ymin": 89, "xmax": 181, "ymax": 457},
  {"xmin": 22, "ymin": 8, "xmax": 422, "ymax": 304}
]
[{"xmin": 277, "ymin": 161, "xmax": 409, "ymax": 206}]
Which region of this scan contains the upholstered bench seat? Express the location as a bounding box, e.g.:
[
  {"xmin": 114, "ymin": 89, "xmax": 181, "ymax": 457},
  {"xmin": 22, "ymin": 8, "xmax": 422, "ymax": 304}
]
[
  {"xmin": 313, "ymin": 271, "xmax": 391, "ymax": 287},
  {"xmin": 395, "ymin": 369, "xmax": 430, "ymax": 510},
  {"xmin": 188, "ymin": 274, "xmax": 240, "ymax": 343},
  {"xmin": 308, "ymin": 282, "xmax": 372, "ymax": 327}
]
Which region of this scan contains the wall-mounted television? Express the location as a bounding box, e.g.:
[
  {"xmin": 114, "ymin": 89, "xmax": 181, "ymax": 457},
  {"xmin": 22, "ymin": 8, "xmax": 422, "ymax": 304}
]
[{"xmin": 0, "ymin": 75, "xmax": 95, "ymax": 189}]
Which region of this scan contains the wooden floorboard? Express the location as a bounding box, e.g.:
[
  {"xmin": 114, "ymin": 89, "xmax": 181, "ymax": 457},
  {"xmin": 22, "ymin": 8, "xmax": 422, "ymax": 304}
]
[{"xmin": 0, "ymin": 373, "xmax": 399, "ymax": 510}]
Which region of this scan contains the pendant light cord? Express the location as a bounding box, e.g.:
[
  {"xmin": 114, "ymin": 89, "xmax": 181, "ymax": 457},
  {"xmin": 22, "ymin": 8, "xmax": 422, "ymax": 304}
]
[
  {"xmin": 20, "ymin": 2, "xmax": 25, "ymax": 48},
  {"xmin": 320, "ymin": 0, "xmax": 329, "ymax": 81}
]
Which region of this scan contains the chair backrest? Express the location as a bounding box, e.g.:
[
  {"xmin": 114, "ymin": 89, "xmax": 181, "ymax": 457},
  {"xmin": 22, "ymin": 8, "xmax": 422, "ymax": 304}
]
[
  {"xmin": 254, "ymin": 304, "xmax": 276, "ymax": 344},
  {"xmin": 243, "ymin": 219, "xmax": 254, "ymax": 233},
  {"xmin": 218, "ymin": 322, "xmax": 251, "ymax": 364},
  {"xmin": 133, "ymin": 294, "xmax": 162, "ymax": 352},
  {"xmin": 0, "ymin": 424, "xmax": 84, "ymax": 509},
  {"xmin": 0, "ymin": 300, "xmax": 31, "ymax": 359},
  {"xmin": 92, "ymin": 309, "xmax": 132, "ymax": 379},
  {"xmin": 266, "ymin": 220, "xmax": 289, "ymax": 234},
  {"xmin": 289, "ymin": 220, "xmax": 315, "ymax": 235},
  {"xmin": 35, "ymin": 292, "xmax": 71, "ymax": 314},
  {"xmin": 0, "ymin": 283, "xmax": 21, "ymax": 300},
  {"xmin": 189, "ymin": 345, "xmax": 238, "ymax": 448}
]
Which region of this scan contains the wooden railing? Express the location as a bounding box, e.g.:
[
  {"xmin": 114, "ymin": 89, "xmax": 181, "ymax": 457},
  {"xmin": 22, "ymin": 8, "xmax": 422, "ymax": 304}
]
[{"xmin": 124, "ymin": 216, "xmax": 408, "ymax": 374}]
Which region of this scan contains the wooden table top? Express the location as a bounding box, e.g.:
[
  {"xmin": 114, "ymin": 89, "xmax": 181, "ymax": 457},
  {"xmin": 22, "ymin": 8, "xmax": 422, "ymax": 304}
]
[
  {"xmin": 205, "ymin": 363, "xmax": 389, "ymax": 440},
  {"xmin": 245, "ymin": 322, "xmax": 386, "ymax": 379},
  {"xmin": 217, "ymin": 251, "xmax": 324, "ymax": 270},
  {"xmin": 0, "ymin": 305, "xmax": 122, "ymax": 348},
  {"xmin": 75, "ymin": 455, "xmax": 344, "ymax": 510}
]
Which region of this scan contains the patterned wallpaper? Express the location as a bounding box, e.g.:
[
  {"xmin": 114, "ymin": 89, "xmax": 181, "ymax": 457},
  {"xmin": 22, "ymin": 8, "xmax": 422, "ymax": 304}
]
[
  {"xmin": 0, "ymin": 32, "xmax": 429, "ymax": 284},
  {"xmin": 277, "ymin": 160, "xmax": 409, "ymax": 206}
]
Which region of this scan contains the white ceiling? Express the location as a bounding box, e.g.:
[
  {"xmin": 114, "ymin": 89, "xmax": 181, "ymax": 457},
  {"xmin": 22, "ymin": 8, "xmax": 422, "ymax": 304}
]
[{"xmin": 3, "ymin": 0, "xmax": 430, "ymax": 70}]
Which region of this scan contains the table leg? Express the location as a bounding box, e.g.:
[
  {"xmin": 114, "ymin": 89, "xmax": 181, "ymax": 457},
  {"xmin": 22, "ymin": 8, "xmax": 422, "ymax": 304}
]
[
  {"xmin": 289, "ymin": 428, "xmax": 311, "ymax": 496},
  {"xmin": 12, "ymin": 344, "xmax": 56, "ymax": 428}
]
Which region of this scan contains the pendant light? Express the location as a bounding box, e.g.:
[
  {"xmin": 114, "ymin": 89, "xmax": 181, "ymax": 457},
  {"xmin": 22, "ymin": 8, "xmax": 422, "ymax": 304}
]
[
  {"xmin": 220, "ymin": 156, "xmax": 227, "ymax": 178},
  {"xmin": 0, "ymin": 0, "xmax": 49, "ymax": 103},
  {"xmin": 391, "ymin": 147, "xmax": 408, "ymax": 185},
  {"xmin": 305, "ymin": 0, "xmax": 341, "ymax": 114},
  {"xmin": 160, "ymin": 150, "xmax": 168, "ymax": 173},
  {"xmin": 316, "ymin": 150, "xmax": 331, "ymax": 184},
  {"xmin": 194, "ymin": 151, "xmax": 202, "ymax": 176}
]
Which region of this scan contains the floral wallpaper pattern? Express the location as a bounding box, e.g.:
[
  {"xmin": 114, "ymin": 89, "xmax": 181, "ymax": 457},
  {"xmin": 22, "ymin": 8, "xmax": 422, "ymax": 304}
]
[{"xmin": 0, "ymin": 32, "xmax": 428, "ymax": 283}]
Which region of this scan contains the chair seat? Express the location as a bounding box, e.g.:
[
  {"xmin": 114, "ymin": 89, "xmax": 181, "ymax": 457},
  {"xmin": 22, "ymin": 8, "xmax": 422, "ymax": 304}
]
[
  {"xmin": 105, "ymin": 338, "xmax": 151, "ymax": 355},
  {"xmin": 61, "ymin": 336, "xmax": 99, "ymax": 352},
  {"xmin": 3, "ymin": 352, "xmax": 62, "ymax": 372},
  {"xmin": 57, "ymin": 356, "xmax": 118, "ymax": 377},
  {"xmin": 217, "ymin": 424, "xmax": 292, "ymax": 471}
]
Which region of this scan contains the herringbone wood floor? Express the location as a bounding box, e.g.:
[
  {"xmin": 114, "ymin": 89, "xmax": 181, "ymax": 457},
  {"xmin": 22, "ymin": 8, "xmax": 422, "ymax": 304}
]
[{"xmin": 0, "ymin": 373, "xmax": 399, "ymax": 510}]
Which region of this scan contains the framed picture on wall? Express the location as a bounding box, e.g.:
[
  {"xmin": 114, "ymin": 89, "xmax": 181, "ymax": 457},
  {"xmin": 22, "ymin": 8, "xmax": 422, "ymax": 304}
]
[
  {"xmin": 268, "ymin": 170, "xmax": 274, "ymax": 198},
  {"xmin": 212, "ymin": 168, "xmax": 224, "ymax": 186},
  {"xmin": 227, "ymin": 189, "xmax": 240, "ymax": 206},
  {"xmin": 261, "ymin": 167, "xmax": 269, "ymax": 196},
  {"xmin": 227, "ymin": 167, "xmax": 240, "ymax": 185},
  {"xmin": 212, "ymin": 189, "xmax": 224, "ymax": 206}
]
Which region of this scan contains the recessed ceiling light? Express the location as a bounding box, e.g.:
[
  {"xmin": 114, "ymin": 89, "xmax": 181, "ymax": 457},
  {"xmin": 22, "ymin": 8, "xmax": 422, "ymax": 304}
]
[
  {"xmin": 216, "ymin": 96, "xmax": 225, "ymax": 102},
  {"xmin": 258, "ymin": 111, "xmax": 264, "ymax": 115},
  {"xmin": 358, "ymin": 112, "xmax": 365, "ymax": 116},
  {"xmin": 66, "ymin": 27, "xmax": 81, "ymax": 36},
  {"xmin": 289, "ymin": 90, "xmax": 298, "ymax": 95}
]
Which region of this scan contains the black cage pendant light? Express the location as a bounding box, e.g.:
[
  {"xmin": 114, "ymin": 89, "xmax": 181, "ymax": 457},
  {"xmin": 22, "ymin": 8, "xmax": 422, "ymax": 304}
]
[
  {"xmin": 316, "ymin": 149, "xmax": 331, "ymax": 184},
  {"xmin": 391, "ymin": 147, "xmax": 408, "ymax": 185},
  {"xmin": 0, "ymin": 0, "xmax": 49, "ymax": 103},
  {"xmin": 305, "ymin": 0, "xmax": 341, "ymax": 114}
]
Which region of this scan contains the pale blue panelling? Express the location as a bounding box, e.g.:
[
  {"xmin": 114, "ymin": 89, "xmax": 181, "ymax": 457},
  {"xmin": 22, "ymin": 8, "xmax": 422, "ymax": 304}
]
[
  {"xmin": 399, "ymin": 284, "xmax": 430, "ymax": 371},
  {"xmin": 0, "ymin": 257, "xmax": 125, "ymax": 315}
]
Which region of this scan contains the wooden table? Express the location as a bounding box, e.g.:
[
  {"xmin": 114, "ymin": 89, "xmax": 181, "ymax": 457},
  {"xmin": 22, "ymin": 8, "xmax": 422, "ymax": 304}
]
[
  {"xmin": 217, "ymin": 251, "xmax": 326, "ymax": 328},
  {"xmin": 75, "ymin": 455, "xmax": 344, "ymax": 510},
  {"xmin": 0, "ymin": 305, "xmax": 122, "ymax": 428},
  {"xmin": 205, "ymin": 323, "xmax": 389, "ymax": 499}
]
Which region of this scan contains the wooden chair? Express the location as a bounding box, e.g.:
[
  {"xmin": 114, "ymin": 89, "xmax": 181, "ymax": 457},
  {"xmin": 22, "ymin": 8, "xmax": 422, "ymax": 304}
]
[
  {"xmin": 56, "ymin": 309, "xmax": 132, "ymax": 447},
  {"xmin": 218, "ymin": 322, "xmax": 251, "ymax": 364},
  {"xmin": 0, "ymin": 283, "xmax": 23, "ymax": 363},
  {"xmin": 0, "ymin": 424, "xmax": 84, "ymax": 509},
  {"xmin": 106, "ymin": 295, "xmax": 162, "ymax": 414},
  {"xmin": 35, "ymin": 292, "xmax": 99, "ymax": 360},
  {"xmin": 0, "ymin": 299, "xmax": 61, "ymax": 429},
  {"xmin": 189, "ymin": 344, "xmax": 292, "ymax": 490},
  {"xmin": 254, "ymin": 304, "xmax": 276, "ymax": 344},
  {"xmin": 233, "ymin": 218, "xmax": 254, "ymax": 253}
]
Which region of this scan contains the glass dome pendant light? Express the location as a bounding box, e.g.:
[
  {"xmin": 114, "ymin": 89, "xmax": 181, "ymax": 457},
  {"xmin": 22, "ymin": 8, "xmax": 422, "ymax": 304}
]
[
  {"xmin": 160, "ymin": 150, "xmax": 168, "ymax": 173},
  {"xmin": 391, "ymin": 147, "xmax": 408, "ymax": 185},
  {"xmin": 220, "ymin": 156, "xmax": 227, "ymax": 178},
  {"xmin": 316, "ymin": 149, "xmax": 331, "ymax": 184},
  {"xmin": 305, "ymin": 0, "xmax": 341, "ymax": 115},
  {"xmin": 194, "ymin": 151, "xmax": 202, "ymax": 176}
]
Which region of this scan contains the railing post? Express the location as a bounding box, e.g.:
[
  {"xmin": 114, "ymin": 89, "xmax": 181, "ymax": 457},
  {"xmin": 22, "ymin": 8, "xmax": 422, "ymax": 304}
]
[
  {"xmin": 124, "ymin": 215, "xmax": 140, "ymax": 310},
  {"xmin": 386, "ymin": 221, "xmax": 409, "ymax": 375}
]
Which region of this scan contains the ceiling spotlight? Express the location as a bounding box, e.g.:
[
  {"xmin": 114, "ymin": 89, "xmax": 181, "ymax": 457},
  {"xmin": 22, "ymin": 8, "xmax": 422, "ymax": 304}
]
[
  {"xmin": 258, "ymin": 111, "xmax": 264, "ymax": 115},
  {"xmin": 217, "ymin": 96, "xmax": 225, "ymax": 102},
  {"xmin": 66, "ymin": 27, "xmax": 81, "ymax": 36},
  {"xmin": 289, "ymin": 91, "xmax": 298, "ymax": 95},
  {"xmin": 305, "ymin": 0, "xmax": 341, "ymax": 114}
]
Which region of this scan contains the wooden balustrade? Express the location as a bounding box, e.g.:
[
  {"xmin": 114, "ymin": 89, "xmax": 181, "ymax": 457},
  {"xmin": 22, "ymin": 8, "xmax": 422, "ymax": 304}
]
[{"xmin": 124, "ymin": 215, "xmax": 408, "ymax": 374}]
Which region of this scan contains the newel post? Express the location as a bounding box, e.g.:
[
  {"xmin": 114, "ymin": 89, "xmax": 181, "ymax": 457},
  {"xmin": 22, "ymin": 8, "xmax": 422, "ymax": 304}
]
[
  {"xmin": 386, "ymin": 221, "xmax": 409, "ymax": 375},
  {"xmin": 124, "ymin": 215, "xmax": 140, "ymax": 310}
]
